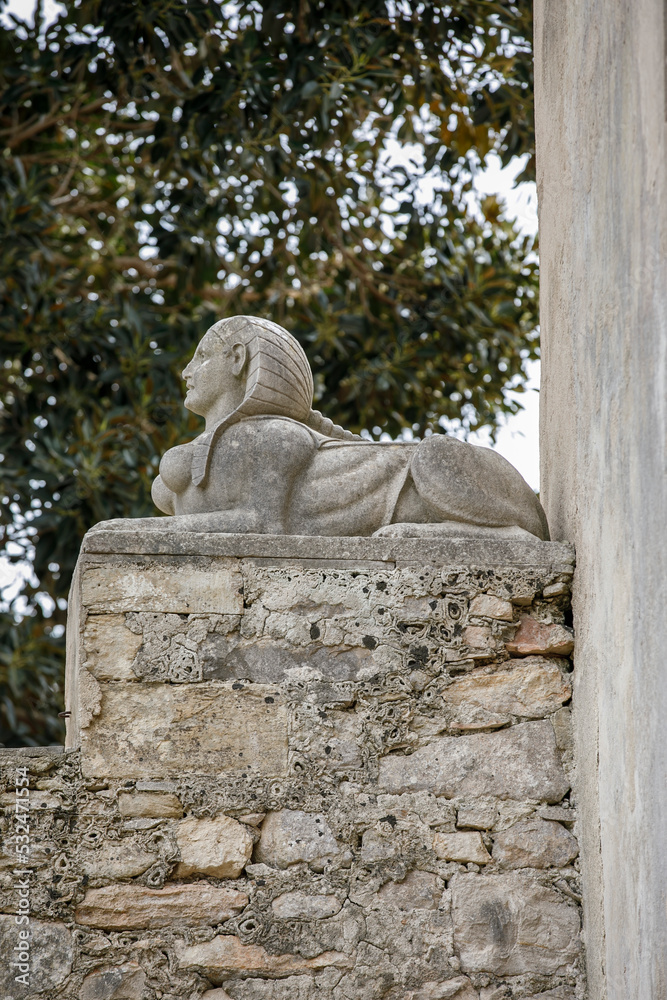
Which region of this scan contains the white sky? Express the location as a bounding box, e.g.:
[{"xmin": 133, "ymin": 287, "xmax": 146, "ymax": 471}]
[{"xmin": 0, "ymin": 1, "xmax": 541, "ymax": 610}]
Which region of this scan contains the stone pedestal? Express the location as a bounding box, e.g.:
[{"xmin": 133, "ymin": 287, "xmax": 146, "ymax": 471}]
[{"xmin": 2, "ymin": 532, "xmax": 583, "ymax": 999}]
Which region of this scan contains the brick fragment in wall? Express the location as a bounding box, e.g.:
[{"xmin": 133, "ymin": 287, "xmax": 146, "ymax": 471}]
[
  {"xmin": 75, "ymin": 883, "xmax": 249, "ymax": 929},
  {"xmin": 174, "ymin": 814, "xmax": 253, "ymax": 878},
  {"xmin": 451, "ymin": 873, "xmax": 580, "ymax": 975},
  {"xmin": 491, "ymin": 817, "xmax": 579, "ymax": 869},
  {"xmin": 378, "ymin": 721, "xmax": 570, "ymax": 801},
  {"xmin": 506, "ymin": 617, "xmax": 574, "ymax": 657}
]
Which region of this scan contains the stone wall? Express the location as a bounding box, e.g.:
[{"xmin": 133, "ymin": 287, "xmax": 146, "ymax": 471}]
[{"xmin": 1, "ymin": 532, "xmax": 583, "ymax": 999}]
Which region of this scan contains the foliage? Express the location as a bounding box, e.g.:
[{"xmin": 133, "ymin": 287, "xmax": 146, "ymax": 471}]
[{"xmin": 0, "ymin": 0, "xmax": 536, "ymax": 744}]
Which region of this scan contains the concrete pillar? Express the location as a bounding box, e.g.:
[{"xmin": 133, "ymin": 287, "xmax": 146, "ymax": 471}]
[{"xmin": 535, "ymin": 2, "xmax": 667, "ymax": 997}]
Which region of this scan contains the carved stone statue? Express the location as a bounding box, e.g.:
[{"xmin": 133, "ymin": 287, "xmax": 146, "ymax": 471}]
[{"xmin": 97, "ymin": 315, "xmax": 549, "ymax": 540}]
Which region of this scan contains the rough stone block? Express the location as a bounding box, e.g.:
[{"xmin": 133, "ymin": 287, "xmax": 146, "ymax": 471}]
[
  {"xmin": 433, "ymin": 831, "xmax": 491, "ymax": 864},
  {"xmin": 0, "ymin": 916, "xmax": 72, "ymax": 995},
  {"xmin": 506, "ymin": 618, "xmax": 574, "ymax": 657},
  {"xmin": 462, "ymin": 626, "xmax": 494, "ymax": 650},
  {"xmin": 80, "ymin": 839, "xmax": 156, "ymax": 879},
  {"xmin": 83, "ymin": 613, "xmax": 142, "ymax": 681},
  {"xmin": 443, "ymin": 657, "xmax": 571, "ymax": 727},
  {"xmin": 177, "ymin": 935, "xmax": 353, "ymax": 978},
  {"xmin": 272, "ymin": 891, "xmax": 342, "ymax": 919},
  {"xmin": 469, "ymin": 595, "xmax": 514, "ymax": 621},
  {"xmin": 80, "ymin": 962, "xmax": 146, "ymax": 1000},
  {"xmin": 175, "ymin": 814, "xmax": 253, "ymax": 878},
  {"xmin": 79, "ymin": 682, "xmax": 288, "ymax": 779},
  {"xmin": 81, "ymin": 558, "xmax": 242, "ymax": 614},
  {"xmin": 75, "ymin": 883, "xmax": 248, "ymax": 930},
  {"xmin": 377, "ymin": 871, "xmax": 443, "ymax": 910},
  {"xmin": 492, "ymin": 818, "xmax": 579, "ymax": 869},
  {"xmin": 451, "ymin": 873, "xmax": 580, "ymax": 974},
  {"xmin": 378, "ymin": 721, "xmax": 570, "ymax": 802},
  {"xmin": 456, "ymin": 801, "xmax": 498, "ymax": 831},
  {"xmin": 118, "ymin": 790, "xmax": 183, "ymax": 818},
  {"xmin": 255, "ymin": 810, "xmax": 339, "ymax": 869},
  {"xmin": 410, "ymin": 978, "xmax": 478, "ymax": 1000}
]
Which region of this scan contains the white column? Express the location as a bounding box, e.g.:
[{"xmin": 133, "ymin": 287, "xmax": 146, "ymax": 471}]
[{"xmin": 535, "ymin": 1, "xmax": 667, "ymax": 997}]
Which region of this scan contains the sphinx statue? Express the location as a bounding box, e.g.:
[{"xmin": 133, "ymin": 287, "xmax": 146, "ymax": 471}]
[{"xmin": 96, "ymin": 315, "xmax": 549, "ymax": 540}]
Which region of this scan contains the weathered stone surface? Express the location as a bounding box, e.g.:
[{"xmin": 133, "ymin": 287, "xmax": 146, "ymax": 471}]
[
  {"xmin": 272, "ymin": 891, "xmax": 342, "ymax": 920},
  {"xmin": 118, "ymin": 790, "xmax": 183, "ymax": 818},
  {"xmin": 377, "ymin": 870, "xmax": 443, "ymax": 910},
  {"xmin": 80, "ymin": 962, "xmax": 146, "ymax": 1000},
  {"xmin": 78, "ymin": 667, "xmax": 102, "ymax": 729},
  {"xmin": 80, "ymin": 839, "xmax": 156, "ymax": 879},
  {"xmin": 532, "ymin": 990, "xmax": 576, "ymax": 1000},
  {"xmin": 0, "ymin": 916, "xmax": 73, "ymax": 995},
  {"xmin": 177, "ymin": 934, "xmax": 353, "ymax": 978},
  {"xmin": 551, "ymin": 706, "xmax": 573, "ymax": 752},
  {"xmin": 462, "ymin": 626, "xmax": 493, "ymax": 650},
  {"xmin": 456, "ymin": 801, "xmax": 498, "ymax": 831},
  {"xmin": 492, "ymin": 818, "xmax": 579, "ymax": 869},
  {"xmin": 506, "ymin": 618, "xmax": 574, "ymax": 657},
  {"xmin": 238, "ymin": 811, "xmax": 266, "ymax": 827},
  {"xmin": 83, "ymin": 614, "xmax": 143, "ymax": 681},
  {"xmin": 433, "ymin": 831, "xmax": 491, "ymax": 864},
  {"xmin": 469, "ymin": 595, "xmax": 514, "ymax": 621},
  {"xmin": 410, "ymin": 978, "xmax": 478, "ymax": 1000},
  {"xmin": 443, "ymin": 657, "xmax": 571, "ymax": 727},
  {"xmin": 201, "ymin": 991, "xmax": 234, "ymax": 1000},
  {"xmin": 378, "ymin": 722, "xmax": 570, "ymax": 802},
  {"xmin": 79, "ymin": 682, "xmax": 288, "ymax": 779},
  {"xmin": 202, "ymin": 638, "xmax": 373, "ymax": 684},
  {"xmin": 255, "ymin": 810, "xmax": 339, "ymax": 869},
  {"xmin": 175, "ymin": 814, "xmax": 253, "ymax": 878},
  {"xmin": 81, "ymin": 559, "xmax": 243, "ymax": 614},
  {"xmin": 75, "ymin": 883, "xmax": 248, "ymax": 929},
  {"xmin": 217, "ymin": 979, "xmax": 316, "ymax": 1000},
  {"xmin": 81, "ymin": 527, "xmax": 574, "ymax": 569},
  {"xmin": 451, "ymin": 873, "xmax": 580, "ymax": 974}
]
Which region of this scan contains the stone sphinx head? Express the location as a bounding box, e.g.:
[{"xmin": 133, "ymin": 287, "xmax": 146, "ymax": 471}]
[
  {"xmin": 182, "ymin": 316, "xmax": 315, "ymax": 426},
  {"xmin": 183, "ymin": 316, "xmax": 355, "ymax": 486}
]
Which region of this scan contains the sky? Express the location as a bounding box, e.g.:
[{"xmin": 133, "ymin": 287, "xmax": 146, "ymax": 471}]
[{"xmin": 0, "ymin": 0, "xmax": 541, "ymax": 608}]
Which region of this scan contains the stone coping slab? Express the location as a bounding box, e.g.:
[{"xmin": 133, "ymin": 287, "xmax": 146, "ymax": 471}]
[{"xmin": 82, "ymin": 529, "xmax": 574, "ymax": 571}]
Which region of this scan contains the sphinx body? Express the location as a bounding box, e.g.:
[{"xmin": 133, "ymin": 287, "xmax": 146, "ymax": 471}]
[
  {"xmin": 94, "ymin": 316, "xmax": 549, "ymax": 540},
  {"xmin": 152, "ymin": 412, "xmax": 548, "ymax": 539}
]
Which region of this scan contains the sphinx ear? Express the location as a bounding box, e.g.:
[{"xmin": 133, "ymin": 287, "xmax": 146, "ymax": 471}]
[{"xmin": 230, "ymin": 341, "xmax": 247, "ymax": 377}]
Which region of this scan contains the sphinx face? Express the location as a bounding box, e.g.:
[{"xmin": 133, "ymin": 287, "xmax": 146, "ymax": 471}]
[{"xmin": 182, "ymin": 331, "xmax": 243, "ymax": 420}]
